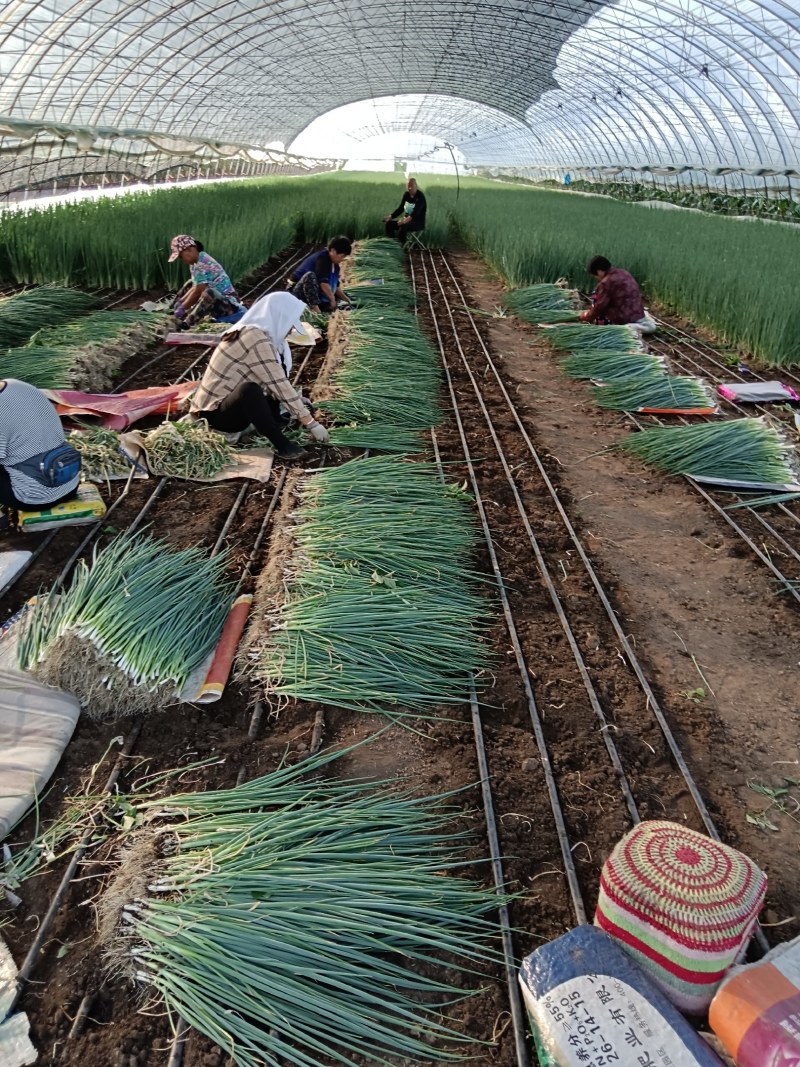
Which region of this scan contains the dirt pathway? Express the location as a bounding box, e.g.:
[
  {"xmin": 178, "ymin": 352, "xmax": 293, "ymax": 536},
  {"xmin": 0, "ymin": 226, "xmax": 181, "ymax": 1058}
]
[{"xmin": 445, "ymin": 248, "xmax": 800, "ymax": 932}]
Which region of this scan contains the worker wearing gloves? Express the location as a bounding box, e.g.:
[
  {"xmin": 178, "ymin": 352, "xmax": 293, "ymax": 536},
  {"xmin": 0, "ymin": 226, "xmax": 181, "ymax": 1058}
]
[
  {"xmin": 383, "ymin": 177, "xmax": 427, "ymax": 243},
  {"xmin": 289, "ymin": 236, "xmax": 353, "ymax": 313},
  {"xmin": 188, "ymin": 292, "xmax": 328, "ymax": 461},
  {"xmin": 579, "ymin": 255, "xmax": 656, "ymax": 334},
  {"xmin": 168, "ymin": 235, "xmax": 245, "ymax": 330},
  {"xmin": 0, "ymin": 378, "xmax": 81, "ymax": 530}
]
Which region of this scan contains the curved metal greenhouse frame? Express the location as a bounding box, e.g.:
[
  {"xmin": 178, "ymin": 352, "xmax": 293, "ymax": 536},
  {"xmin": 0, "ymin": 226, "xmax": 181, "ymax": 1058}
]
[{"xmin": 0, "ymin": 0, "xmax": 799, "ymax": 183}]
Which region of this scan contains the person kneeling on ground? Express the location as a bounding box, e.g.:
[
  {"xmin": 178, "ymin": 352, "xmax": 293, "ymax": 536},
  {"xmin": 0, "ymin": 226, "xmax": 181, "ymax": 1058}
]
[
  {"xmin": 289, "ymin": 236, "xmax": 353, "ymax": 313},
  {"xmin": 168, "ymin": 234, "xmax": 245, "ymax": 330},
  {"xmin": 383, "ymin": 177, "xmax": 427, "ymax": 244},
  {"xmin": 579, "ymin": 255, "xmax": 656, "ymax": 334},
  {"xmin": 188, "ymin": 292, "xmax": 329, "ymax": 461},
  {"xmin": 0, "ymin": 378, "xmax": 81, "ymax": 531}
]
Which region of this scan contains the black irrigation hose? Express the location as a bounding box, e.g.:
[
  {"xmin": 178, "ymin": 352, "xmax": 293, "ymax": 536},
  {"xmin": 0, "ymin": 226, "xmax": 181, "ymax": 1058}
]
[
  {"xmin": 423, "ymin": 252, "xmax": 641, "ymax": 823},
  {"xmin": 431, "ymin": 423, "xmax": 532, "ymax": 1067},
  {"xmin": 438, "ymin": 252, "xmax": 723, "ymax": 831},
  {"xmin": 410, "ymin": 251, "xmax": 587, "ymax": 927},
  {"xmin": 435, "ymin": 251, "xmax": 771, "ymax": 955}
]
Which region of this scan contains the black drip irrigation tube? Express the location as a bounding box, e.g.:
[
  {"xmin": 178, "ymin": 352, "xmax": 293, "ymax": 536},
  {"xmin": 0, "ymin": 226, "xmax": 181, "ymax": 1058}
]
[
  {"xmin": 424, "ymin": 248, "xmax": 770, "ymax": 954},
  {"xmin": 410, "ymin": 252, "xmax": 587, "ymax": 928}
]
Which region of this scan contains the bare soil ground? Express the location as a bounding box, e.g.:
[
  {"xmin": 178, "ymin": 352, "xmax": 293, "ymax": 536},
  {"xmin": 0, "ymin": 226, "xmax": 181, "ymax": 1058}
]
[{"xmin": 3, "ymin": 245, "xmax": 798, "ymax": 1067}]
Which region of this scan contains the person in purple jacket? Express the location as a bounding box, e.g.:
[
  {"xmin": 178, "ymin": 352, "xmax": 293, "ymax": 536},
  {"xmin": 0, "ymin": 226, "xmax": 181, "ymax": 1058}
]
[{"xmin": 580, "ymin": 255, "xmax": 656, "ymax": 333}]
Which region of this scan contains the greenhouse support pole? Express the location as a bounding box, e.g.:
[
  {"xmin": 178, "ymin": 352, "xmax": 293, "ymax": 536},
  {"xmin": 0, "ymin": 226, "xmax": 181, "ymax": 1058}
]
[{"xmin": 443, "ymin": 141, "xmax": 460, "ymax": 200}]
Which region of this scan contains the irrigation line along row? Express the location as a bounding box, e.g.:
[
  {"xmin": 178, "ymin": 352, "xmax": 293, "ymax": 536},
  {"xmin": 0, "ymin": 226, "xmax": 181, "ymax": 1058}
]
[
  {"xmin": 431, "ymin": 425, "xmax": 532, "ymax": 1067},
  {"xmin": 428, "ymin": 249, "xmax": 774, "ymax": 954},
  {"xmin": 424, "ymin": 252, "xmax": 645, "ymax": 820},
  {"xmin": 424, "ymin": 246, "xmax": 723, "ymax": 838},
  {"xmin": 409, "ymin": 252, "xmax": 586, "ymax": 926}
]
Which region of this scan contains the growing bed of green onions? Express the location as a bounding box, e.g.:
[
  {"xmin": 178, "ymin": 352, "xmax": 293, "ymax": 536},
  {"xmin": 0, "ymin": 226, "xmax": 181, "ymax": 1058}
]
[
  {"xmin": 77, "ymin": 746, "xmax": 502, "ymax": 1067},
  {"xmin": 619, "ymin": 417, "xmax": 797, "ymax": 485},
  {"xmin": 244, "ymin": 456, "xmax": 489, "ymax": 717},
  {"xmin": 592, "ymin": 375, "xmax": 714, "ymax": 411},
  {"xmin": 18, "ymin": 533, "xmax": 234, "ymax": 718}
]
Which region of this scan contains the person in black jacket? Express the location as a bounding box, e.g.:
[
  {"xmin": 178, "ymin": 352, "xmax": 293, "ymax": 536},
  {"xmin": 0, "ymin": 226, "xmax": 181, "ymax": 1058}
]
[{"xmin": 383, "ymin": 178, "xmax": 427, "ymax": 243}]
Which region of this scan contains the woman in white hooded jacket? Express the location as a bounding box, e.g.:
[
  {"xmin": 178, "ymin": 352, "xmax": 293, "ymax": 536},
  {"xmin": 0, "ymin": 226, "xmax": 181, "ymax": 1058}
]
[{"xmin": 189, "ymin": 292, "xmax": 329, "ymax": 461}]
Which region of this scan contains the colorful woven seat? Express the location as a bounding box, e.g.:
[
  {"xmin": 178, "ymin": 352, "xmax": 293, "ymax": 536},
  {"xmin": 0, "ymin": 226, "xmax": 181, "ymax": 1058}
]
[{"xmin": 595, "ymin": 820, "xmax": 767, "ymax": 1014}]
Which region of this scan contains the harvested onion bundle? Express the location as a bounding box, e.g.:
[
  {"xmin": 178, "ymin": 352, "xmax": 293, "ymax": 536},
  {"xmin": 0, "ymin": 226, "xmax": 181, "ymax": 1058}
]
[
  {"xmin": 92, "ymin": 747, "xmax": 502, "ymax": 1067},
  {"xmin": 145, "ymin": 419, "xmax": 232, "ymax": 479},
  {"xmin": 619, "ymin": 416, "xmax": 796, "ymax": 485},
  {"xmin": 18, "ymin": 533, "xmax": 233, "ymax": 718},
  {"xmin": 504, "ymin": 282, "xmax": 582, "ymax": 323},
  {"xmin": 68, "ymin": 427, "xmax": 133, "ymax": 480},
  {"xmin": 0, "ymin": 285, "xmax": 98, "ymax": 349},
  {"xmin": 592, "ymin": 375, "xmax": 714, "ymax": 412},
  {"xmin": 544, "ymin": 322, "xmax": 643, "ymax": 353},
  {"xmin": 243, "ymin": 456, "xmax": 489, "ymax": 716}
]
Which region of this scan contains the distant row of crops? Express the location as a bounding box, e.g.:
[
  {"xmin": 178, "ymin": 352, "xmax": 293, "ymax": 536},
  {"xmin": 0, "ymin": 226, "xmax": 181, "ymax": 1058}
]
[{"xmin": 1, "ymin": 172, "xmax": 798, "ymax": 366}]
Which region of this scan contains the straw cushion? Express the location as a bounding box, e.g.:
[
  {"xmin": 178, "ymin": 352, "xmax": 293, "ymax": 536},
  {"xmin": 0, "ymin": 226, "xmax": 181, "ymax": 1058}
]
[{"xmin": 595, "ymin": 820, "xmax": 767, "ymax": 1014}]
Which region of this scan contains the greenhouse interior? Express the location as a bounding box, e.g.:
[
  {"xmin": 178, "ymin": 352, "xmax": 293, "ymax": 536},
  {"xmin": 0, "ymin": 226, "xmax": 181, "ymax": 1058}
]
[{"xmin": 1, "ymin": 1, "xmax": 800, "ymax": 1066}]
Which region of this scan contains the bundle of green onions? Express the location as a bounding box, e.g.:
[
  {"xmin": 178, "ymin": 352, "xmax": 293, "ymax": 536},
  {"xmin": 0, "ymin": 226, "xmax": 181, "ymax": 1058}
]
[
  {"xmin": 0, "ymin": 285, "xmax": 98, "ymax": 349},
  {"xmin": 544, "ymin": 322, "xmax": 643, "ymax": 353},
  {"xmin": 504, "ymin": 282, "xmax": 582, "ymax": 324},
  {"xmin": 18, "ymin": 533, "xmax": 234, "ymax": 719},
  {"xmin": 144, "ymin": 419, "xmax": 232, "ymax": 479},
  {"xmin": 68, "ymin": 427, "xmax": 133, "ymax": 480},
  {"xmin": 347, "ymin": 237, "xmax": 406, "ymax": 280},
  {"xmin": 244, "ymin": 457, "xmax": 489, "ymax": 716},
  {"xmin": 0, "ymin": 345, "xmax": 80, "ymax": 388},
  {"xmin": 91, "ymin": 746, "xmax": 502, "ymax": 1066},
  {"xmin": 318, "ymin": 306, "xmax": 440, "ymax": 452},
  {"xmin": 327, "ymin": 423, "xmax": 424, "ymax": 453},
  {"xmin": 345, "ymin": 278, "xmax": 414, "ymax": 309},
  {"xmin": 0, "ymin": 310, "xmax": 165, "ymax": 391},
  {"xmin": 592, "ymin": 375, "xmax": 715, "ymax": 412},
  {"xmin": 619, "ymin": 417, "xmax": 797, "ymax": 485},
  {"xmin": 562, "ymin": 351, "xmax": 666, "ymax": 381}
]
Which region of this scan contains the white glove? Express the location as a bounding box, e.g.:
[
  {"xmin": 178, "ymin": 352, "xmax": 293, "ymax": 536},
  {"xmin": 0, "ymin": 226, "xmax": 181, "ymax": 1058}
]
[{"xmin": 306, "ymin": 419, "xmax": 329, "ymax": 444}]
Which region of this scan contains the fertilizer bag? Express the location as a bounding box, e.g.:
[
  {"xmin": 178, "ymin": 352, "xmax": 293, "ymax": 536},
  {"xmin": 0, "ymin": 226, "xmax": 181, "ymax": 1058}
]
[{"xmin": 519, "ymin": 925, "xmax": 725, "ymax": 1066}]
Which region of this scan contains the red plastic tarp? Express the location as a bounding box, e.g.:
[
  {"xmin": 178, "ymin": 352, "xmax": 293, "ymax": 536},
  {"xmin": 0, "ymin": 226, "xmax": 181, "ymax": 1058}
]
[{"xmin": 44, "ymin": 382, "xmax": 197, "ymax": 430}]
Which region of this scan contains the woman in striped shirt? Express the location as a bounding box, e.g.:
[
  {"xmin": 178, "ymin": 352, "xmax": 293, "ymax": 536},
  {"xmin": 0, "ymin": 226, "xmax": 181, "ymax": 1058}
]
[{"xmin": 0, "ymin": 379, "xmax": 81, "ymax": 527}]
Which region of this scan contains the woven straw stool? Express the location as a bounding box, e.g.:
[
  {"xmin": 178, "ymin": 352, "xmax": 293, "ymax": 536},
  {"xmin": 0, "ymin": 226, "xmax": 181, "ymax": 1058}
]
[{"xmin": 595, "ymin": 820, "xmax": 767, "ymax": 1014}]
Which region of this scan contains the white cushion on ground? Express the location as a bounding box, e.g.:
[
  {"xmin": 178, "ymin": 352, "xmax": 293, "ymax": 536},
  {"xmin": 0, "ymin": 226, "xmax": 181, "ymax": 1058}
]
[
  {"xmin": 0, "ymin": 935, "xmax": 36, "ymax": 1066},
  {"xmin": 0, "ymin": 669, "xmax": 80, "ymax": 842}
]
